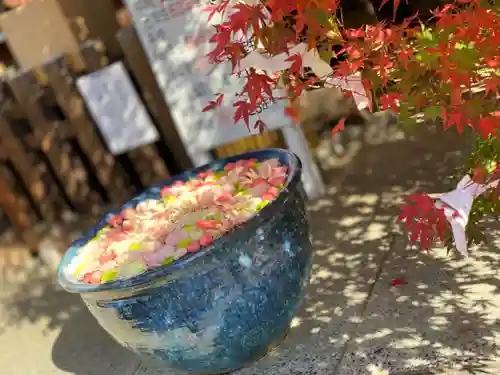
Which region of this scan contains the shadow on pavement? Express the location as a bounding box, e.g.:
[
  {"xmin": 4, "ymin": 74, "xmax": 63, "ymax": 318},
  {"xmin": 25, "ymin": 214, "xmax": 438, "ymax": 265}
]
[
  {"xmin": 2, "ymin": 125, "xmax": 499, "ymax": 375},
  {"xmin": 51, "ymin": 296, "xmax": 139, "ymax": 375}
]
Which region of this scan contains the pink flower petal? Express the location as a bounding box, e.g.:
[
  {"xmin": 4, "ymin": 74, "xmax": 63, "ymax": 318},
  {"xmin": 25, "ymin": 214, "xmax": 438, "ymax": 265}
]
[
  {"xmin": 268, "ymin": 176, "xmax": 286, "ymax": 187},
  {"xmin": 224, "ymin": 162, "xmax": 236, "ymax": 171},
  {"xmin": 265, "ymin": 158, "xmax": 280, "ymax": 168},
  {"xmin": 164, "ymin": 229, "xmax": 188, "ymax": 246},
  {"xmin": 256, "ymin": 163, "xmax": 273, "ymax": 179},
  {"xmin": 160, "ymin": 187, "xmax": 172, "ymax": 198},
  {"xmin": 275, "ymin": 166, "xmax": 288, "ymax": 176},
  {"xmin": 195, "ymin": 220, "xmax": 219, "ymax": 230},
  {"xmin": 198, "ymin": 190, "xmax": 216, "ymax": 206},
  {"xmin": 187, "ymin": 240, "xmax": 201, "ymax": 253},
  {"xmin": 248, "ymin": 183, "xmax": 269, "ymax": 197},
  {"xmin": 266, "ymin": 186, "xmax": 280, "ymax": 197},
  {"xmin": 143, "ymin": 245, "xmax": 175, "ymax": 267},
  {"xmin": 252, "ymin": 178, "xmax": 268, "ymax": 187},
  {"xmin": 200, "ymin": 233, "xmax": 214, "ymax": 247}
]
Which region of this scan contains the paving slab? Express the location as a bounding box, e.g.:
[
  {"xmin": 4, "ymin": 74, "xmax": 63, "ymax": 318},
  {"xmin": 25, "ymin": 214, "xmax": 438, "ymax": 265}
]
[
  {"xmin": 0, "ymin": 264, "xmax": 142, "ymax": 375},
  {"xmin": 335, "ymin": 235, "xmax": 500, "ymax": 375}
]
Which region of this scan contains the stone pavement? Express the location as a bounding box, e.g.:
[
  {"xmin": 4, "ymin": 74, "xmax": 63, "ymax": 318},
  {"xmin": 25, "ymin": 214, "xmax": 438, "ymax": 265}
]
[{"xmin": 1, "ymin": 126, "xmax": 499, "ymax": 375}]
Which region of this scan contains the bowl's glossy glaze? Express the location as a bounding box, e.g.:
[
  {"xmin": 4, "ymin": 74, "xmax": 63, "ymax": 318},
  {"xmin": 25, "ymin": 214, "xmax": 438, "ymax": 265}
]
[{"xmin": 57, "ymin": 149, "xmax": 313, "ymax": 375}]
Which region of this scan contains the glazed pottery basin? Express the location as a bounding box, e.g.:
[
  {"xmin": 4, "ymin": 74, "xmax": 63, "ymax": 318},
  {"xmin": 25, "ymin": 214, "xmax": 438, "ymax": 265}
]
[{"xmin": 57, "ymin": 148, "xmax": 313, "ymax": 375}]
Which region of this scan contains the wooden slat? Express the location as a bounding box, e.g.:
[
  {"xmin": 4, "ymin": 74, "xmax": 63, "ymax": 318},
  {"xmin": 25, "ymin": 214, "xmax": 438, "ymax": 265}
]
[
  {"xmin": 0, "ymin": 163, "xmax": 39, "ymax": 225},
  {"xmin": 80, "ymin": 40, "xmax": 170, "ymax": 188},
  {"xmin": 116, "ymin": 26, "xmax": 193, "ymax": 173},
  {"xmin": 7, "ymin": 69, "xmax": 99, "ymax": 212},
  {"xmin": 126, "ymin": 145, "xmax": 170, "ymax": 187},
  {"xmin": 43, "ymin": 56, "xmax": 133, "ymax": 205},
  {"xmin": 0, "ymin": 109, "xmax": 61, "ymax": 220},
  {"xmin": 0, "ymin": 164, "xmax": 39, "ymax": 250}
]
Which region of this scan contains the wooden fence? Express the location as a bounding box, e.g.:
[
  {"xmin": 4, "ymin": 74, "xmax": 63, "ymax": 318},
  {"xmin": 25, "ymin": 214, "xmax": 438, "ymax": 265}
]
[
  {"xmin": 0, "ymin": 25, "xmax": 319, "ymax": 252},
  {"xmin": 0, "ymin": 26, "xmax": 194, "ymax": 251}
]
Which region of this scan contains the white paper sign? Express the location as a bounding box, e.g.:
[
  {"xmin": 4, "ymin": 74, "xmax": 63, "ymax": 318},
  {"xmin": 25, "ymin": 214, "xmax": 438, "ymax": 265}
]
[{"xmin": 76, "ymin": 61, "xmax": 160, "ymax": 155}]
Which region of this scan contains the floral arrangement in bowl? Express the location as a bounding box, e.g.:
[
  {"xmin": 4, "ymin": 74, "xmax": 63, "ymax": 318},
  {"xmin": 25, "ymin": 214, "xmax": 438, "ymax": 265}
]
[{"xmin": 66, "ymin": 157, "xmax": 288, "ymax": 285}]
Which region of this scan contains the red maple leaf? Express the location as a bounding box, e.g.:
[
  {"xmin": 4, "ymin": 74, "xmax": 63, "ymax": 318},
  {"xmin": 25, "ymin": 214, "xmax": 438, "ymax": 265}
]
[
  {"xmin": 334, "ymin": 60, "xmax": 363, "ymax": 77},
  {"xmin": 379, "ymin": 93, "xmax": 403, "ymax": 113},
  {"xmin": 443, "ymin": 111, "xmax": 464, "ymax": 135},
  {"xmin": 286, "ymin": 54, "xmax": 303, "ymax": 75},
  {"xmin": 345, "ymin": 28, "xmax": 365, "ymax": 38},
  {"xmin": 398, "ymin": 193, "xmax": 450, "ymax": 249},
  {"xmin": 203, "ymin": 0, "xmax": 229, "ymax": 22},
  {"xmin": 228, "ymin": 3, "xmax": 266, "ymax": 35},
  {"xmin": 208, "ymin": 24, "xmax": 232, "ymax": 63},
  {"xmin": 471, "ymin": 166, "xmax": 487, "ymax": 184},
  {"xmin": 431, "ymin": 3, "xmax": 455, "ymax": 18},
  {"xmin": 254, "ymin": 119, "xmax": 267, "ymax": 133},
  {"xmin": 202, "ymin": 93, "xmax": 224, "ymax": 112},
  {"xmin": 284, "ymin": 106, "xmax": 300, "ymax": 123},
  {"xmin": 265, "ymin": 0, "xmax": 303, "ymax": 22},
  {"xmin": 391, "ymin": 277, "xmax": 408, "ymax": 287},
  {"xmin": 332, "ymin": 118, "xmax": 346, "ymax": 136},
  {"xmin": 483, "ymin": 77, "xmax": 500, "ymax": 97},
  {"xmin": 225, "ymin": 43, "xmax": 246, "ymax": 72},
  {"xmin": 346, "ymin": 45, "xmax": 363, "ymax": 60},
  {"xmin": 397, "ymin": 48, "xmax": 414, "ymax": 69},
  {"xmin": 486, "ymin": 56, "xmax": 500, "ymax": 69},
  {"xmin": 242, "ymin": 71, "xmax": 275, "ymax": 106},
  {"xmin": 233, "ymin": 100, "xmax": 253, "ymax": 129},
  {"xmin": 477, "ymin": 115, "xmax": 500, "ymax": 139},
  {"xmin": 383, "ymin": 0, "xmax": 402, "ymax": 22}
]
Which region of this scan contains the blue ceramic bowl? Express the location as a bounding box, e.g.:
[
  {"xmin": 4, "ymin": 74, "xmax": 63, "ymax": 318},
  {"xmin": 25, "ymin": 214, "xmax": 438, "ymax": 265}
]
[{"xmin": 57, "ymin": 148, "xmax": 313, "ymax": 375}]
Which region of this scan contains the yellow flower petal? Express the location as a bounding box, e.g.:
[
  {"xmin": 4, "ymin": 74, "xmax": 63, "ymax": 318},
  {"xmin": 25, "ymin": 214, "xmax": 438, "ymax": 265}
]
[
  {"xmin": 162, "ymin": 257, "xmax": 174, "ymax": 265},
  {"xmin": 128, "ymin": 242, "xmax": 142, "ymax": 251},
  {"xmin": 101, "ymin": 270, "xmax": 118, "ymax": 282},
  {"xmin": 163, "ymin": 196, "xmax": 177, "ymax": 205},
  {"xmin": 256, "ymin": 200, "xmax": 270, "ymax": 210},
  {"xmin": 74, "ymin": 262, "xmax": 87, "ymax": 276},
  {"xmin": 117, "ymin": 261, "xmax": 146, "ymax": 278},
  {"xmin": 176, "ymin": 238, "xmax": 192, "ymax": 248}
]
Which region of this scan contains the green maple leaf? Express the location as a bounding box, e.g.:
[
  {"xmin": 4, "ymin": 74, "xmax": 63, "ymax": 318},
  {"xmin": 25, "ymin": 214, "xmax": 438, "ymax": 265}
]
[
  {"xmin": 418, "ymin": 23, "xmax": 434, "ymax": 42},
  {"xmin": 415, "ymin": 50, "xmax": 440, "ymax": 68},
  {"xmin": 452, "ymin": 48, "xmax": 481, "ymax": 70},
  {"xmin": 318, "ymin": 50, "xmax": 333, "ymax": 64},
  {"xmin": 423, "ymin": 106, "xmax": 442, "ymax": 121},
  {"xmin": 398, "ymin": 106, "xmax": 419, "ymax": 132},
  {"xmin": 308, "ymin": 8, "xmax": 334, "ymax": 30}
]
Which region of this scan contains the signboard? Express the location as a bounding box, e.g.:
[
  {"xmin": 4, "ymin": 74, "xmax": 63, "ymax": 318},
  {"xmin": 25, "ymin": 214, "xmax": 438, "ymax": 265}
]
[
  {"xmin": 124, "ymin": 0, "xmax": 326, "ymax": 200},
  {"xmin": 76, "ymin": 61, "xmax": 160, "ymax": 155},
  {"xmin": 124, "ymin": 0, "xmax": 292, "ymax": 164}
]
